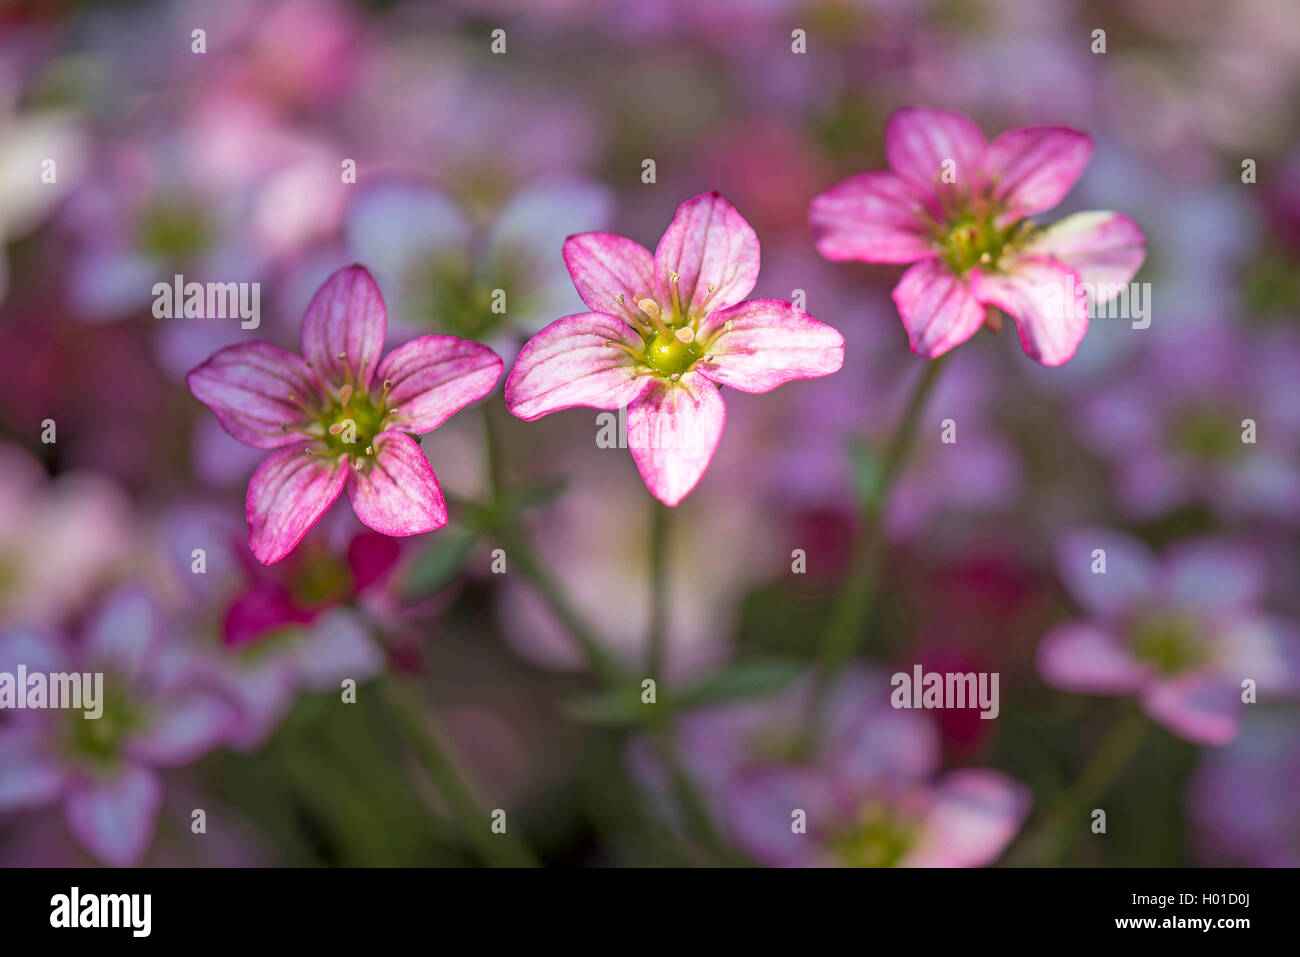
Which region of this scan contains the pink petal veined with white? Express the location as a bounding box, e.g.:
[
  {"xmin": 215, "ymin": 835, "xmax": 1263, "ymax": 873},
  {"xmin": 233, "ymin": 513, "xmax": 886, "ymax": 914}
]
[{"xmin": 627, "ymin": 373, "xmax": 727, "ymax": 507}]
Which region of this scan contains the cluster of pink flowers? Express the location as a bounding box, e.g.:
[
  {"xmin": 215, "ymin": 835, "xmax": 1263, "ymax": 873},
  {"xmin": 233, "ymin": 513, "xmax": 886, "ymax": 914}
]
[{"xmin": 196, "ymin": 109, "xmax": 1145, "ymax": 553}]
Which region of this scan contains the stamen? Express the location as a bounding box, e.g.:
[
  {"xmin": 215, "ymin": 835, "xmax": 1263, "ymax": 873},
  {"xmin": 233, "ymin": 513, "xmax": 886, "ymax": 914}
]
[
  {"xmin": 337, "ymin": 352, "xmax": 354, "ymax": 389},
  {"xmin": 674, "ymin": 326, "xmax": 695, "ymax": 344},
  {"xmin": 605, "ymin": 339, "xmax": 647, "ymax": 361},
  {"xmin": 669, "ymin": 271, "xmax": 683, "ymax": 321},
  {"xmin": 328, "ymin": 422, "xmax": 346, "ymax": 435},
  {"xmin": 338, "ymin": 383, "xmax": 354, "ymax": 408},
  {"xmin": 636, "ymin": 297, "xmax": 670, "ymax": 336},
  {"xmin": 286, "ymin": 391, "xmax": 317, "ymax": 417},
  {"xmin": 691, "ymin": 281, "xmax": 727, "ymax": 329}
]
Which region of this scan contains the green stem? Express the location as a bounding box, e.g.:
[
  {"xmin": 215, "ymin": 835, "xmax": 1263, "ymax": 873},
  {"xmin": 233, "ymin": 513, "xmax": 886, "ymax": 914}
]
[
  {"xmin": 1008, "ymin": 709, "xmax": 1150, "ymax": 866},
  {"xmin": 650, "ymin": 726, "xmax": 746, "ymax": 866},
  {"xmin": 810, "ymin": 355, "xmax": 950, "ymax": 712},
  {"xmin": 386, "ymin": 679, "xmax": 539, "ymax": 867},
  {"xmin": 496, "ymin": 524, "xmax": 628, "ymax": 686},
  {"xmin": 647, "ymin": 499, "xmax": 670, "ymax": 679},
  {"xmin": 480, "ymin": 401, "xmax": 504, "ymax": 502},
  {"xmin": 478, "ymin": 400, "xmax": 627, "ymax": 685}
]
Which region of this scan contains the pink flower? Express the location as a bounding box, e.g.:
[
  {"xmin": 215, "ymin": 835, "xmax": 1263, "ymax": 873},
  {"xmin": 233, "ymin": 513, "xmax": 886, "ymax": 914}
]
[
  {"xmin": 188, "ymin": 264, "xmax": 502, "ymax": 564},
  {"xmin": 810, "ymin": 106, "xmax": 1146, "ymax": 366},
  {"xmin": 505, "ymin": 191, "xmax": 845, "ymax": 505},
  {"xmin": 1038, "ymin": 529, "xmax": 1300, "ymax": 745},
  {"xmin": 0, "ymin": 588, "xmax": 237, "ymax": 867}
]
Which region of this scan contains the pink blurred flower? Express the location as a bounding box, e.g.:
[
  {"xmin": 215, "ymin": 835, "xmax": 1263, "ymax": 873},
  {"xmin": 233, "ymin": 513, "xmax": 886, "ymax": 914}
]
[
  {"xmin": 633, "ymin": 669, "xmax": 1029, "ymax": 867},
  {"xmin": 0, "ymin": 444, "xmax": 136, "ymax": 627},
  {"xmin": 1038, "ymin": 529, "xmax": 1300, "ymax": 745},
  {"xmin": 1188, "ymin": 712, "xmax": 1300, "ymax": 866},
  {"xmin": 158, "ymin": 505, "xmax": 388, "ymax": 751},
  {"xmin": 811, "ymin": 106, "xmax": 1146, "ymax": 365},
  {"xmin": 0, "ymin": 588, "xmax": 237, "ymax": 866},
  {"xmin": 341, "ymin": 176, "xmax": 614, "ymax": 354},
  {"xmin": 188, "ymin": 265, "xmax": 502, "ymax": 564},
  {"xmin": 505, "ymin": 191, "xmax": 845, "ymax": 506}
]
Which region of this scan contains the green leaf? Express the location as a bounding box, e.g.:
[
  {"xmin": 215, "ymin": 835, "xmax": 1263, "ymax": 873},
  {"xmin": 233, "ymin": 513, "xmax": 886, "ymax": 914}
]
[
  {"xmin": 501, "ymin": 476, "xmax": 568, "ymax": 513},
  {"xmin": 560, "ymin": 685, "xmax": 656, "ymax": 727},
  {"xmin": 677, "ymin": 658, "xmax": 808, "ymax": 708},
  {"xmin": 848, "ymin": 437, "xmax": 885, "ymax": 504},
  {"xmin": 400, "ymin": 526, "xmax": 483, "ymax": 598}
]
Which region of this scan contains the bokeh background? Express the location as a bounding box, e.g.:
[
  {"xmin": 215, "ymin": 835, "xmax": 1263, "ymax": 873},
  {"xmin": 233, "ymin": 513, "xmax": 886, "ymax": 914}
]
[{"xmin": 1, "ymin": 0, "xmax": 1298, "ymax": 867}]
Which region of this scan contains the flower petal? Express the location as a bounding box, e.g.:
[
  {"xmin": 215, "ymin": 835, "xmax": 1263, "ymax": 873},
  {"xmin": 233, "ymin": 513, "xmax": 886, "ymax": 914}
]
[
  {"xmin": 694, "ymin": 299, "xmax": 845, "ymax": 393},
  {"xmin": 1037, "ymin": 621, "xmax": 1151, "ymax": 694},
  {"xmin": 904, "ymin": 770, "xmax": 1030, "ymax": 868},
  {"xmin": 300, "ymin": 264, "xmax": 387, "ymax": 391},
  {"xmin": 1054, "ymin": 527, "xmax": 1156, "ymax": 621},
  {"xmin": 627, "ymin": 373, "xmax": 726, "ymax": 507},
  {"xmin": 345, "ymin": 180, "xmax": 472, "ymax": 283},
  {"xmin": 884, "ymin": 106, "xmax": 987, "ymax": 196},
  {"xmin": 891, "ymin": 257, "xmax": 986, "ymax": 358},
  {"xmin": 562, "ymin": 232, "xmax": 657, "ymax": 315},
  {"xmin": 969, "ymin": 255, "xmax": 1088, "ymax": 366},
  {"xmin": 0, "ymin": 732, "xmax": 66, "ymax": 812},
  {"xmin": 723, "ymin": 766, "xmax": 836, "ymax": 867},
  {"xmin": 504, "ymin": 312, "xmax": 652, "ymax": 420},
  {"xmin": 187, "ymin": 342, "xmax": 321, "ymax": 449},
  {"xmin": 810, "ymin": 170, "xmax": 937, "ymax": 264},
  {"xmin": 246, "ymin": 444, "xmax": 348, "ymax": 565},
  {"xmin": 1143, "ymin": 672, "xmax": 1240, "ymax": 746},
  {"xmin": 653, "ymin": 191, "xmax": 759, "ymax": 315},
  {"xmin": 83, "ymin": 587, "xmax": 162, "ymax": 682},
  {"xmin": 127, "ymin": 692, "xmax": 236, "ymax": 767},
  {"xmin": 64, "ymin": 764, "xmax": 163, "ymax": 867},
  {"xmin": 984, "ymin": 126, "xmax": 1093, "ymax": 220},
  {"xmin": 1022, "ymin": 211, "xmax": 1146, "ymax": 291},
  {"xmin": 1158, "ymin": 541, "xmax": 1266, "ymax": 613},
  {"xmin": 346, "ymin": 431, "xmax": 447, "ymax": 536},
  {"xmin": 376, "ymin": 335, "xmax": 502, "ymax": 434},
  {"xmin": 291, "ymin": 609, "xmax": 386, "ymax": 690}
]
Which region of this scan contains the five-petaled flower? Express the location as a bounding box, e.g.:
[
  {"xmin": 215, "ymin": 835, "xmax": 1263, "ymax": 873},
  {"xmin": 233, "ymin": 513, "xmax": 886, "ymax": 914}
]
[
  {"xmin": 504, "ymin": 191, "xmax": 845, "ymax": 506},
  {"xmin": 188, "ymin": 264, "xmax": 502, "ymax": 564},
  {"xmin": 810, "ymin": 106, "xmax": 1146, "ymax": 366},
  {"xmin": 1037, "ymin": 528, "xmax": 1300, "ymax": 745}
]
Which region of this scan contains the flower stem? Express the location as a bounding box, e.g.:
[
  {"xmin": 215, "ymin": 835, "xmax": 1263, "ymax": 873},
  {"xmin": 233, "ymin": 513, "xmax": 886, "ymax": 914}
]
[
  {"xmin": 480, "ymin": 401, "xmax": 505, "ymax": 504},
  {"xmin": 642, "ymin": 498, "xmax": 742, "ymax": 865},
  {"xmin": 385, "ymin": 679, "xmax": 539, "ymax": 867},
  {"xmin": 478, "ymin": 401, "xmax": 628, "ymax": 685},
  {"xmin": 809, "ymin": 354, "xmax": 950, "ymax": 714},
  {"xmin": 647, "ymin": 499, "xmax": 670, "ymax": 679},
  {"xmin": 496, "ymin": 523, "xmax": 629, "ymax": 685},
  {"xmin": 1007, "ymin": 708, "xmax": 1150, "ymax": 866}
]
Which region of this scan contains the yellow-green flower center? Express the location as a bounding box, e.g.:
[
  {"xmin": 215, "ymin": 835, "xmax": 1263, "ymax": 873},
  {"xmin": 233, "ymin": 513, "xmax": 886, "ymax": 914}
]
[
  {"xmin": 285, "ymin": 356, "xmax": 400, "ymax": 469},
  {"xmin": 645, "ymin": 327, "xmax": 704, "ymax": 377},
  {"xmin": 62, "ymin": 680, "xmax": 141, "ymax": 767},
  {"xmin": 606, "ymin": 274, "xmax": 729, "ymax": 382},
  {"xmin": 830, "ymin": 802, "xmax": 917, "ymax": 867},
  {"xmin": 938, "ymin": 209, "xmax": 1032, "ymax": 275},
  {"xmin": 1131, "ymin": 611, "xmax": 1207, "ymax": 674}
]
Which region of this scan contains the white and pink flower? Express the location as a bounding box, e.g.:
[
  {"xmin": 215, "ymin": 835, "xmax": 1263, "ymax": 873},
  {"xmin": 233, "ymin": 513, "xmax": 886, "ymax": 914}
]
[
  {"xmin": 811, "ymin": 106, "xmax": 1146, "ymax": 366},
  {"xmin": 1038, "ymin": 529, "xmax": 1300, "ymax": 745},
  {"xmin": 188, "ymin": 264, "xmax": 503, "ymax": 564},
  {"xmin": 505, "ymin": 191, "xmax": 845, "ymax": 506}
]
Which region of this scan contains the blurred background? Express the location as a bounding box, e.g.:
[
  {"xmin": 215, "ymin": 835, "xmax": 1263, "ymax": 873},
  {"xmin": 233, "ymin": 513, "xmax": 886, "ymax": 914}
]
[{"xmin": 0, "ymin": 0, "xmax": 1298, "ymax": 867}]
